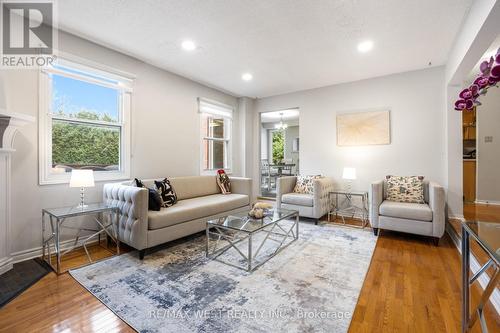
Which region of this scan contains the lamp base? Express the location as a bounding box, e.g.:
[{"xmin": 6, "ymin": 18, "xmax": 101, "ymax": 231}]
[{"xmin": 77, "ymin": 187, "xmax": 88, "ymax": 209}]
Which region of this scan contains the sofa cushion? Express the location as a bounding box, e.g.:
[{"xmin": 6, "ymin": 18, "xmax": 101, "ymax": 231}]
[
  {"xmin": 169, "ymin": 176, "xmax": 221, "ymax": 200},
  {"xmin": 379, "ymin": 201, "xmax": 432, "ymax": 222},
  {"xmin": 281, "ymin": 193, "xmax": 314, "ymax": 207},
  {"xmin": 148, "ymin": 193, "xmax": 249, "ymax": 230}
]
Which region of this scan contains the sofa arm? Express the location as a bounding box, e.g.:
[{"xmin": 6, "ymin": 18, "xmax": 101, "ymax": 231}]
[
  {"xmin": 229, "ymin": 177, "xmax": 252, "ymax": 199},
  {"xmin": 370, "ymin": 180, "xmax": 384, "ymax": 228},
  {"xmin": 103, "ymin": 183, "xmax": 149, "ymax": 250},
  {"xmin": 313, "ymin": 177, "xmax": 335, "ymax": 219},
  {"xmin": 429, "ymin": 181, "xmax": 445, "ymax": 238},
  {"xmin": 276, "ymin": 176, "xmax": 297, "ymax": 208}
]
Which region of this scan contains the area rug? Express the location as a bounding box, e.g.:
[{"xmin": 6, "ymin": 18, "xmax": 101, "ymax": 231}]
[{"xmin": 70, "ymin": 221, "xmax": 377, "ymax": 333}]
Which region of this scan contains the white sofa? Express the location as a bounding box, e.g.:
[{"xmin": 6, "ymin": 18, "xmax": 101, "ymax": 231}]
[
  {"xmin": 370, "ymin": 179, "xmax": 445, "ymax": 243},
  {"xmin": 103, "ymin": 176, "xmax": 252, "ymax": 258},
  {"xmin": 276, "ymin": 176, "xmax": 334, "ymax": 224}
]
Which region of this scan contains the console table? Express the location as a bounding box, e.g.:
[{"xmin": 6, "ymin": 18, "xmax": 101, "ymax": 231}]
[
  {"xmin": 42, "ymin": 203, "xmax": 120, "ymax": 274},
  {"xmin": 461, "ymin": 220, "xmax": 499, "ymax": 332}
]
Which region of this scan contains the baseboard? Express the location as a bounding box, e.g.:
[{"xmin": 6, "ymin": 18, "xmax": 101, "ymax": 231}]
[
  {"xmin": 11, "ymin": 238, "xmax": 100, "ymax": 264},
  {"xmin": 446, "ymin": 225, "xmax": 500, "ymax": 315},
  {"xmin": 0, "ymin": 257, "xmax": 13, "ymax": 275},
  {"xmin": 474, "ymin": 200, "xmax": 500, "ymax": 206}
]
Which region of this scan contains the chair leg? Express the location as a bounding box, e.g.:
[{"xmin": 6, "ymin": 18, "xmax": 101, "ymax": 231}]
[
  {"xmin": 373, "ymin": 228, "xmax": 379, "ymax": 236},
  {"xmin": 315, "ymin": 218, "xmax": 319, "ymax": 225},
  {"xmin": 432, "ymin": 237, "xmax": 440, "ymax": 246},
  {"xmin": 139, "ymin": 249, "xmax": 146, "ymax": 260}
]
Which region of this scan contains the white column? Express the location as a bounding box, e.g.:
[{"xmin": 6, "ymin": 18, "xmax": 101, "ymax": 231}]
[{"xmin": 0, "ymin": 111, "xmax": 34, "ymax": 275}]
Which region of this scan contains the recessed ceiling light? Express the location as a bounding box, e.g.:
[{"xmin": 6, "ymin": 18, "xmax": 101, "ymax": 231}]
[
  {"xmin": 242, "ymin": 73, "xmax": 253, "ymax": 81},
  {"xmin": 181, "ymin": 40, "xmax": 196, "ymax": 51},
  {"xmin": 357, "ymin": 40, "xmax": 374, "ymax": 53}
]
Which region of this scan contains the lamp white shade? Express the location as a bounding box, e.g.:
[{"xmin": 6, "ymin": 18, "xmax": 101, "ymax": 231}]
[
  {"xmin": 342, "ymin": 167, "xmax": 357, "ymax": 180},
  {"xmin": 69, "ymin": 170, "xmax": 95, "ymax": 188}
]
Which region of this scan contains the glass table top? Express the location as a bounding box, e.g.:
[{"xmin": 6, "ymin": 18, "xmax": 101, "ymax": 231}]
[
  {"xmin": 42, "ymin": 203, "xmax": 119, "ymax": 218},
  {"xmin": 329, "ymin": 190, "xmax": 367, "ymax": 196},
  {"xmin": 207, "ymin": 209, "xmax": 298, "ymax": 233},
  {"xmin": 463, "ymin": 220, "xmax": 500, "ymax": 262}
]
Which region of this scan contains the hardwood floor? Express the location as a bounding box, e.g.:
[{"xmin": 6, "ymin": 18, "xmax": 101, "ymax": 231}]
[
  {"xmin": 0, "ymin": 219, "xmax": 498, "ymax": 332},
  {"xmin": 348, "ymin": 230, "xmax": 498, "ymax": 333}
]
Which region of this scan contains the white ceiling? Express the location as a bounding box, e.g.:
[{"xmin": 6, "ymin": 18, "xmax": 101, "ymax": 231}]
[{"xmin": 56, "ymin": 0, "xmax": 473, "ymax": 98}]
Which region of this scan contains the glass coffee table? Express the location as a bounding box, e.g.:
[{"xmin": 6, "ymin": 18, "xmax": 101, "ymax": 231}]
[{"xmin": 206, "ymin": 209, "xmax": 299, "ymax": 272}]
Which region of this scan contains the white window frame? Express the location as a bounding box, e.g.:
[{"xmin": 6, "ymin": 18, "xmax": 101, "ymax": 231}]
[
  {"xmin": 38, "ymin": 57, "xmax": 133, "ymax": 185},
  {"xmin": 198, "ymin": 97, "xmax": 233, "ymax": 175}
]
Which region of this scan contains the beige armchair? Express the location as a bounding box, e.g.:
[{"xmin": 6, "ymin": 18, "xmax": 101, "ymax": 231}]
[
  {"xmin": 370, "ymin": 180, "xmax": 445, "ymax": 244},
  {"xmin": 276, "ymin": 176, "xmax": 334, "ymax": 224}
]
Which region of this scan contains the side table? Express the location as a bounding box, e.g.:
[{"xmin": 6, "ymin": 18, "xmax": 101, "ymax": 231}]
[
  {"xmin": 328, "ymin": 190, "xmax": 369, "ymax": 228},
  {"xmin": 42, "ymin": 203, "xmax": 120, "ymax": 274}
]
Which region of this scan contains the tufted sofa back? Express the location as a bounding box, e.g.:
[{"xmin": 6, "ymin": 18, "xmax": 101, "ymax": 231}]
[{"xmin": 120, "ymin": 176, "xmax": 221, "ymax": 200}]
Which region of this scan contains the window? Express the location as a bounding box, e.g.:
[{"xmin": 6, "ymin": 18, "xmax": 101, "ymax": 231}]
[
  {"xmin": 39, "ymin": 59, "xmax": 132, "ymax": 184},
  {"xmin": 199, "ymin": 98, "xmax": 233, "ymax": 173}
]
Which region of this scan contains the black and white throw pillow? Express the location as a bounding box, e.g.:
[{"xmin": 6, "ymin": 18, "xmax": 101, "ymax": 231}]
[
  {"xmin": 134, "ymin": 178, "xmax": 162, "ymax": 211},
  {"xmin": 154, "ymin": 178, "xmax": 178, "ymax": 207}
]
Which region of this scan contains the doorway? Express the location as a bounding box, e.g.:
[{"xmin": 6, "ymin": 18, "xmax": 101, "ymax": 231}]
[{"xmin": 259, "ymin": 108, "xmax": 299, "ymax": 198}]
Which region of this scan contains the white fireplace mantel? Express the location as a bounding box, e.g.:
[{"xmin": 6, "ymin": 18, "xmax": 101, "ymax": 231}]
[{"xmin": 0, "ymin": 110, "xmax": 35, "ymax": 275}]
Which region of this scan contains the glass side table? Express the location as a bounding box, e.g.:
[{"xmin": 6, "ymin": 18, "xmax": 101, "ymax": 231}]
[
  {"xmin": 461, "ymin": 221, "xmax": 499, "ymax": 333},
  {"xmin": 42, "ymin": 203, "xmax": 120, "ymax": 274},
  {"xmin": 328, "ymin": 190, "xmax": 369, "ymax": 229}
]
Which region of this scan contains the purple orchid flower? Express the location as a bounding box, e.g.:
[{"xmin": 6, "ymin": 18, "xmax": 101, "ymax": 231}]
[
  {"xmin": 465, "ymin": 99, "xmax": 474, "ymax": 110},
  {"xmin": 490, "ymin": 62, "xmax": 500, "ymax": 79},
  {"xmin": 455, "ymin": 99, "xmax": 467, "ymax": 111},
  {"xmin": 474, "ymin": 76, "xmax": 489, "ymax": 89},
  {"xmin": 459, "ymin": 88, "xmax": 473, "ymax": 99},
  {"xmin": 469, "ymin": 84, "xmax": 479, "ymax": 97}
]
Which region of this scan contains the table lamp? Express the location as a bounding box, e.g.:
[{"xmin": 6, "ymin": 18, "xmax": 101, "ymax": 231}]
[
  {"xmin": 69, "ymin": 170, "xmax": 95, "ymax": 208},
  {"xmin": 342, "ymin": 167, "xmax": 356, "ymax": 194}
]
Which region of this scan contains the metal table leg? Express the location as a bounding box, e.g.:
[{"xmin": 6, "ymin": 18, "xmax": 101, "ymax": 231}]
[
  {"xmin": 462, "ymin": 225, "xmax": 470, "ymax": 333},
  {"xmin": 248, "ymin": 234, "xmax": 252, "ymax": 272},
  {"xmin": 56, "ymin": 217, "xmax": 61, "ymax": 274},
  {"xmin": 295, "ymin": 213, "xmax": 299, "ymax": 240}
]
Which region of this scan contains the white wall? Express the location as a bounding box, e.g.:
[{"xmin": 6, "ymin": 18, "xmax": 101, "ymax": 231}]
[
  {"xmin": 237, "ymin": 97, "xmax": 255, "ymax": 178},
  {"xmin": 477, "ymin": 89, "xmax": 500, "ymax": 203},
  {"xmin": 444, "ymin": 0, "xmax": 500, "ymax": 218},
  {"xmin": 0, "ymin": 31, "xmax": 240, "ymax": 256},
  {"xmin": 446, "ymin": 0, "xmax": 499, "ymax": 85},
  {"xmin": 284, "ymin": 125, "xmax": 299, "ymax": 160},
  {"xmin": 260, "ymin": 126, "xmax": 268, "ymax": 160},
  {"xmin": 253, "ymin": 67, "xmax": 447, "ymax": 197}
]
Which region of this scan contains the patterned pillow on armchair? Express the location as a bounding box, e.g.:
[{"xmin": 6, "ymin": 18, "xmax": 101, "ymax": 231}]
[
  {"xmin": 385, "ymin": 175, "xmax": 425, "ymax": 204},
  {"xmin": 293, "ymin": 175, "xmax": 322, "ymax": 194}
]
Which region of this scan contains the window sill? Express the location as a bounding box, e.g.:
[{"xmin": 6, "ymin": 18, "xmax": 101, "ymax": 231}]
[{"xmin": 39, "ymin": 171, "xmax": 130, "ymax": 186}]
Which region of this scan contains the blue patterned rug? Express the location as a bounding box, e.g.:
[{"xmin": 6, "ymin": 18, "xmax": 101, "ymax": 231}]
[{"xmin": 70, "ymin": 221, "xmax": 377, "ymax": 333}]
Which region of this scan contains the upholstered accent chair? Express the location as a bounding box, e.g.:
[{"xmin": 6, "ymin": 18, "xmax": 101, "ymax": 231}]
[
  {"xmin": 276, "ymin": 176, "xmax": 334, "ymax": 224},
  {"xmin": 370, "ymin": 179, "xmax": 445, "ymax": 244}
]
